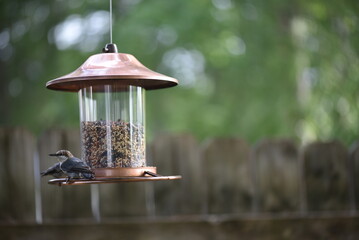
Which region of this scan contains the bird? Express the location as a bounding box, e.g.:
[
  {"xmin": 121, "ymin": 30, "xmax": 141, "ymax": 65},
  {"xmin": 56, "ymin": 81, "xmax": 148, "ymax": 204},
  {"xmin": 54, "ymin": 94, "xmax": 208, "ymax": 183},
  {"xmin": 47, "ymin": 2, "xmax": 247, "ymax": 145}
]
[
  {"xmin": 47, "ymin": 150, "xmax": 95, "ymax": 182},
  {"xmin": 41, "ymin": 162, "xmax": 66, "ymax": 178}
]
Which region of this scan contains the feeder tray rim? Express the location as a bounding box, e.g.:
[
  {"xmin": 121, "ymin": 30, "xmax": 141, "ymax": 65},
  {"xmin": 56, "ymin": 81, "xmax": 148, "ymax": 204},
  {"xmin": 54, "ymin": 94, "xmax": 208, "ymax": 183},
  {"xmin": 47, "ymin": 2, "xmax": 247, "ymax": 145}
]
[{"xmin": 48, "ymin": 175, "xmax": 182, "ymax": 186}]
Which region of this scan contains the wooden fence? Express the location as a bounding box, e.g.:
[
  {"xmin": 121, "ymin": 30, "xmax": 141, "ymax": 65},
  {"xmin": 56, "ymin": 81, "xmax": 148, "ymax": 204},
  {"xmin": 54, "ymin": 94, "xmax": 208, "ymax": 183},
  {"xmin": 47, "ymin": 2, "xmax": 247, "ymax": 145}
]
[{"xmin": 0, "ymin": 127, "xmax": 359, "ymax": 239}]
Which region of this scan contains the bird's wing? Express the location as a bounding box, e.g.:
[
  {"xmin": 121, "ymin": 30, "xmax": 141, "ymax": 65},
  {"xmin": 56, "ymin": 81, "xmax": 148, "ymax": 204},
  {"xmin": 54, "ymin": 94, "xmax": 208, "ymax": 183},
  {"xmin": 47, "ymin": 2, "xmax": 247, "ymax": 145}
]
[
  {"xmin": 41, "ymin": 162, "xmax": 62, "ymax": 176},
  {"xmin": 61, "ymin": 157, "xmax": 93, "ymax": 174}
]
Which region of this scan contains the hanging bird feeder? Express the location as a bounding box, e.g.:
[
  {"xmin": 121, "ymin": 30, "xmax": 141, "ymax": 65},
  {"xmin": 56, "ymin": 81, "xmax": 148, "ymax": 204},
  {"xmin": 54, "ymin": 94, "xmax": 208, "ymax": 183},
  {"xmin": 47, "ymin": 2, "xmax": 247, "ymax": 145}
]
[{"xmin": 46, "ymin": 43, "xmax": 181, "ymax": 185}]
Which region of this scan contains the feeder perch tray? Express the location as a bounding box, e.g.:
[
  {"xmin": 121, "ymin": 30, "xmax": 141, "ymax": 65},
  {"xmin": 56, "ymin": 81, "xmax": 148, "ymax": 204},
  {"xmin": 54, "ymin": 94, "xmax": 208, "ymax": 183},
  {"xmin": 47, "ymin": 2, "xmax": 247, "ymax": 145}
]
[{"xmin": 48, "ymin": 171, "xmax": 181, "ymax": 186}]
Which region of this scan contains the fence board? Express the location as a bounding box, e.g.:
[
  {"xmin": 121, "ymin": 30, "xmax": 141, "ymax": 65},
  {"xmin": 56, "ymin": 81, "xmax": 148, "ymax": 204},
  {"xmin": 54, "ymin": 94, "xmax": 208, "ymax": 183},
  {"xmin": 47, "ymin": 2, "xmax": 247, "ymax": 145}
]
[
  {"xmin": 349, "ymin": 142, "xmax": 359, "ymax": 211},
  {"xmin": 252, "ymin": 139, "xmax": 300, "ymax": 212},
  {"xmin": 151, "ymin": 134, "xmax": 202, "ymax": 215},
  {"xmin": 202, "ymin": 138, "xmax": 251, "ymax": 214},
  {"xmin": 99, "ymin": 182, "xmax": 148, "ymax": 218},
  {"xmin": 62, "ymin": 129, "xmax": 92, "ymax": 219},
  {"xmin": 302, "ymin": 141, "xmax": 350, "ymax": 211},
  {"xmin": 0, "ymin": 128, "xmax": 36, "ymax": 222},
  {"xmin": 99, "ymin": 138, "xmax": 150, "ymax": 218},
  {"xmin": 39, "ymin": 129, "xmax": 93, "ymax": 221},
  {"xmin": 38, "ymin": 129, "xmax": 65, "ymax": 221},
  {"xmin": 0, "ymin": 128, "xmax": 8, "ymax": 221}
]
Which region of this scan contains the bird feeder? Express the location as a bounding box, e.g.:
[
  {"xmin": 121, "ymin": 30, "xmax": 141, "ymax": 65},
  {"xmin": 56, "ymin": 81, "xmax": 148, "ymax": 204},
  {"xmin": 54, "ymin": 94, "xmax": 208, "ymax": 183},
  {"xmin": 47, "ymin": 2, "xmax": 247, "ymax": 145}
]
[{"xmin": 46, "ymin": 43, "xmax": 181, "ymax": 185}]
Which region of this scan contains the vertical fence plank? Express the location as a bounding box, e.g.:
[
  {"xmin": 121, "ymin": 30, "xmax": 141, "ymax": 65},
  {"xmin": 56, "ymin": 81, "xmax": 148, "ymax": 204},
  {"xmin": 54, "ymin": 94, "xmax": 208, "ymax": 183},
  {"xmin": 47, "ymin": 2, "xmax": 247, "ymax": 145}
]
[
  {"xmin": 99, "ymin": 182, "xmax": 148, "ymax": 218},
  {"xmin": 99, "ymin": 143, "xmax": 150, "ymax": 218},
  {"xmin": 177, "ymin": 134, "xmax": 202, "ymax": 215},
  {"xmin": 302, "ymin": 141, "xmax": 350, "ymax": 211},
  {"xmin": 202, "ymin": 138, "xmax": 252, "ymax": 214},
  {"xmin": 39, "ymin": 129, "xmax": 93, "ymax": 221},
  {"xmin": 151, "ymin": 134, "xmax": 202, "ymax": 215},
  {"xmin": 252, "ymin": 139, "xmax": 300, "ymax": 212},
  {"xmin": 62, "ymin": 129, "xmax": 92, "ymax": 219},
  {"xmin": 151, "ymin": 134, "xmax": 179, "ymax": 216},
  {"xmin": 38, "ymin": 129, "xmax": 65, "ymax": 221},
  {"xmin": 348, "ymin": 142, "xmax": 359, "ymax": 211},
  {"xmin": 0, "ymin": 128, "xmax": 36, "ymax": 222},
  {"xmin": 144, "ymin": 143, "xmax": 156, "ymax": 217},
  {"xmin": 0, "ymin": 128, "xmax": 7, "ymax": 221}
]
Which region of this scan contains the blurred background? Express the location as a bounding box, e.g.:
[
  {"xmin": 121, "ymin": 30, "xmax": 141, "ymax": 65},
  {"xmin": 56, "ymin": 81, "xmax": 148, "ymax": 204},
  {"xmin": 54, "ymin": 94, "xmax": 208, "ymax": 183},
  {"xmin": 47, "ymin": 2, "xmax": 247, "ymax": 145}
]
[
  {"xmin": 1, "ymin": 0, "xmax": 358, "ymax": 144},
  {"xmin": 1, "ymin": 0, "xmax": 359, "ymax": 239}
]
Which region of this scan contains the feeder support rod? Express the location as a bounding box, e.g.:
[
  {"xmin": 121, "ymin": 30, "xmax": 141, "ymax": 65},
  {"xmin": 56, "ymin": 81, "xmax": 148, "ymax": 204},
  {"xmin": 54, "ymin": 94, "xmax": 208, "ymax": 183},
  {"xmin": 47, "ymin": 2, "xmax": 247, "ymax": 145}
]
[
  {"xmin": 103, "ymin": 0, "xmax": 117, "ymax": 53},
  {"xmin": 110, "ymin": 0, "xmax": 113, "ymax": 44}
]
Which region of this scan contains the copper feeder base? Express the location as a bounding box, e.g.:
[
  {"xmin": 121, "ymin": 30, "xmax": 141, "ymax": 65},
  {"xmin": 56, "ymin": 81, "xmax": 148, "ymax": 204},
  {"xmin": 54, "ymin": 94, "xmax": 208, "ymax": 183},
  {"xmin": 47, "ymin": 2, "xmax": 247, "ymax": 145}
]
[{"xmin": 47, "ymin": 167, "xmax": 181, "ymax": 186}]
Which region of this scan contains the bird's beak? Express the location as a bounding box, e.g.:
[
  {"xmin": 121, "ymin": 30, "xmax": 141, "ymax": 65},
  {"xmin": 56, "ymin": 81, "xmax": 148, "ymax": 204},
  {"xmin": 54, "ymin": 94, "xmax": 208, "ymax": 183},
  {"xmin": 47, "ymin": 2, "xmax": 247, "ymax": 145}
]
[{"xmin": 49, "ymin": 153, "xmax": 60, "ymax": 157}]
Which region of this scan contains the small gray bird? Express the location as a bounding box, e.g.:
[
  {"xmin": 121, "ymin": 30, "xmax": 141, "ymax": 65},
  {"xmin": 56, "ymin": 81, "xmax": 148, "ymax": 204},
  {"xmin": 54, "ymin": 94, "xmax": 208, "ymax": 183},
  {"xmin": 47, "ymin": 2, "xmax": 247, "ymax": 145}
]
[
  {"xmin": 48, "ymin": 150, "xmax": 95, "ymax": 182},
  {"xmin": 41, "ymin": 162, "xmax": 66, "ymax": 178}
]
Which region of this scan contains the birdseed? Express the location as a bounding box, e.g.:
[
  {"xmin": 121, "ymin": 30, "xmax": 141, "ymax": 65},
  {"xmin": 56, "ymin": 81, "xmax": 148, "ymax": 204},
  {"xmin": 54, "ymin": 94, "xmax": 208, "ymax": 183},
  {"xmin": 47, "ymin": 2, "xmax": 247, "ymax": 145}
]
[{"xmin": 81, "ymin": 120, "xmax": 145, "ymax": 168}]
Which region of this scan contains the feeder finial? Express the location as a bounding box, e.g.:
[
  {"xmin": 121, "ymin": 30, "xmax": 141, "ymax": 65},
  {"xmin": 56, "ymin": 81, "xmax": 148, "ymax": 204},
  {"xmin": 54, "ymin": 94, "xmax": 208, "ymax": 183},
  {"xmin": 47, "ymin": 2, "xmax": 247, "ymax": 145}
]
[{"xmin": 102, "ymin": 43, "xmax": 118, "ymax": 53}]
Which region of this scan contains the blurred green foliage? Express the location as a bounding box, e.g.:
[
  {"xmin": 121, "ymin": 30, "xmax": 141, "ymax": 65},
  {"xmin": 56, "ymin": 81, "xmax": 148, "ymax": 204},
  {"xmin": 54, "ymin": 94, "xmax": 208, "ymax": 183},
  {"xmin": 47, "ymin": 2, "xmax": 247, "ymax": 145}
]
[{"xmin": 0, "ymin": 0, "xmax": 358, "ymax": 144}]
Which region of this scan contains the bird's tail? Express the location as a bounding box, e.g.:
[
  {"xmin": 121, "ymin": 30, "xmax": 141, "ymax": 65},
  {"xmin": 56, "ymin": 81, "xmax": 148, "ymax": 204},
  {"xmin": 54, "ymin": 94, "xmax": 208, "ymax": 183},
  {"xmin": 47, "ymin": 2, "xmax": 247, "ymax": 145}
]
[{"xmin": 40, "ymin": 171, "xmax": 47, "ymax": 177}]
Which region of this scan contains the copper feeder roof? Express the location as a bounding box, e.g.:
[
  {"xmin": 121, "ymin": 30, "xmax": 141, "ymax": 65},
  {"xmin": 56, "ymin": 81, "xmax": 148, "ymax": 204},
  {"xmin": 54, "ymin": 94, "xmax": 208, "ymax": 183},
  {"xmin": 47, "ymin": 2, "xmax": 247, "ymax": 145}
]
[{"xmin": 46, "ymin": 43, "xmax": 178, "ymax": 92}]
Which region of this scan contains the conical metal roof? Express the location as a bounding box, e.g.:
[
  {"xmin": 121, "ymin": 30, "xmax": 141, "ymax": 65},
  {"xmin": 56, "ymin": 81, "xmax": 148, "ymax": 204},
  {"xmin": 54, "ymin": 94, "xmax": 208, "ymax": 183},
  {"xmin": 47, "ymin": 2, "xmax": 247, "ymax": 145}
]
[{"xmin": 46, "ymin": 46, "xmax": 178, "ymax": 92}]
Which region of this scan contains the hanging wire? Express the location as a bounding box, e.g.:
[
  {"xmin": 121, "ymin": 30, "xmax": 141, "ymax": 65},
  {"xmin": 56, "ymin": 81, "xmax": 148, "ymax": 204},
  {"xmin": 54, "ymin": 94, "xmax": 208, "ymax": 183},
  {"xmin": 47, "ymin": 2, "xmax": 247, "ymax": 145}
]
[{"xmin": 110, "ymin": 0, "xmax": 113, "ymax": 43}]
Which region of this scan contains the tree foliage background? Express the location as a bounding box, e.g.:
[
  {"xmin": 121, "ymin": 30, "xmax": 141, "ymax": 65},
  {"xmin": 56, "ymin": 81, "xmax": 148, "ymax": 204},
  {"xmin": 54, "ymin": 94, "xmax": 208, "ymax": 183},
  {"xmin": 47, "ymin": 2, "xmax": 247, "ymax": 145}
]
[{"xmin": 0, "ymin": 0, "xmax": 358, "ymax": 144}]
